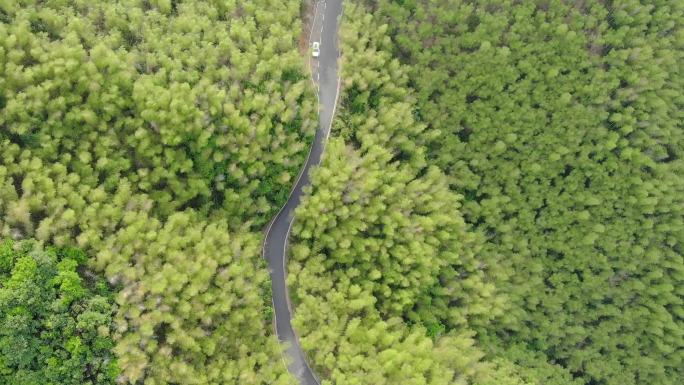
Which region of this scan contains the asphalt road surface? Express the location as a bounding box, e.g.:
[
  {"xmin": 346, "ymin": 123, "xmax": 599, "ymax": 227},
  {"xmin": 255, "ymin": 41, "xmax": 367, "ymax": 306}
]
[{"xmin": 262, "ymin": 1, "xmax": 343, "ymax": 384}]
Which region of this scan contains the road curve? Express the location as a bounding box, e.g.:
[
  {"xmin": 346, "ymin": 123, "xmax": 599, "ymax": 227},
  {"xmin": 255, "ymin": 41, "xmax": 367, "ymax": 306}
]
[{"xmin": 262, "ymin": 1, "xmax": 343, "ymax": 384}]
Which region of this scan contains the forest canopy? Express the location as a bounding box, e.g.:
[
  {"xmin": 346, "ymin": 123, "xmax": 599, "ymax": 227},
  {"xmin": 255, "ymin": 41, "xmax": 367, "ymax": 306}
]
[
  {"xmin": 290, "ymin": 1, "xmax": 683, "ymax": 385},
  {"xmin": 1, "ymin": 0, "xmax": 313, "ymax": 383},
  {"xmin": 0, "ymin": 240, "xmax": 118, "ymax": 385},
  {"xmin": 1, "ymin": 0, "xmax": 682, "ymax": 384},
  {"xmin": 372, "ymin": 0, "xmax": 683, "ymax": 383}
]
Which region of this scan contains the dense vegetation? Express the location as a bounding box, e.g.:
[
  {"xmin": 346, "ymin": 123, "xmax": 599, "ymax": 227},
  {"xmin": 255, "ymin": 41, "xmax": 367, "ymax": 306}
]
[
  {"xmin": 0, "ymin": 240, "xmax": 117, "ymax": 385},
  {"xmin": 290, "ymin": 5, "xmax": 526, "ymax": 384},
  {"xmin": 374, "ymin": 1, "xmax": 683, "ymax": 384},
  {"xmin": 1, "ymin": 0, "xmax": 315, "ymax": 226},
  {"xmin": 1, "ymin": 0, "xmax": 681, "ymax": 384},
  {"xmin": 291, "ymin": 1, "xmax": 683, "ymax": 384},
  {"xmin": 1, "ymin": 0, "xmax": 313, "ymax": 383}
]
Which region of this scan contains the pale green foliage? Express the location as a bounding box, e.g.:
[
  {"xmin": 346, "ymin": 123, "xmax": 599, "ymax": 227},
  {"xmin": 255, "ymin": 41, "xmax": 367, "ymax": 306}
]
[
  {"xmin": 0, "ymin": 0, "xmax": 312, "ymax": 383},
  {"xmin": 373, "ymin": 0, "xmax": 683, "ymax": 384},
  {"xmin": 0, "ymin": 0, "xmax": 315, "ymax": 227},
  {"xmin": 104, "ymin": 212, "xmax": 291, "ymax": 384},
  {"xmin": 289, "ymin": 140, "xmax": 523, "ymax": 384},
  {"xmin": 295, "ymin": 140, "xmax": 460, "ymax": 314},
  {"xmin": 287, "ymin": 4, "xmax": 519, "ymax": 384},
  {"xmin": 290, "ymin": 1, "xmax": 682, "ymax": 384}
]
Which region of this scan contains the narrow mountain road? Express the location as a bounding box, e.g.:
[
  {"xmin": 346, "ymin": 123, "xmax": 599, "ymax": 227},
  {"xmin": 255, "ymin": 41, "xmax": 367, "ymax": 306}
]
[{"xmin": 262, "ymin": 1, "xmax": 343, "ymax": 384}]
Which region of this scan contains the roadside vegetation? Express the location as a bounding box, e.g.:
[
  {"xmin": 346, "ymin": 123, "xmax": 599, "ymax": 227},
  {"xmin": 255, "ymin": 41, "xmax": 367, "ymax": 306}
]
[
  {"xmin": 0, "ymin": 0, "xmax": 312, "ymax": 383},
  {"xmin": 291, "ymin": 1, "xmax": 683, "ymax": 384},
  {"xmin": 1, "ymin": 0, "xmax": 681, "ymax": 384},
  {"xmin": 1, "ymin": 240, "xmax": 117, "ymax": 385}
]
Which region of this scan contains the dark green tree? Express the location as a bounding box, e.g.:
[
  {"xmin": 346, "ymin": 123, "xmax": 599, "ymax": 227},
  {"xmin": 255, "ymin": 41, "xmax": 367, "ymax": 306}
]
[{"xmin": 0, "ymin": 240, "xmax": 118, "ymax": 385}]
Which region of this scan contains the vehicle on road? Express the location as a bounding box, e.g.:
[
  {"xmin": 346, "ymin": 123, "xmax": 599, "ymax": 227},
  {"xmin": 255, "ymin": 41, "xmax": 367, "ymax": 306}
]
[{"xmin": 312, "ymin": 41, "xmax": 320, "ymax": 58}]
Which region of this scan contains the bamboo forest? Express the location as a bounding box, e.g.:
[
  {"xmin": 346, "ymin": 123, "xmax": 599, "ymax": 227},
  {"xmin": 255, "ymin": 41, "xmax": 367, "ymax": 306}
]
[{"xmin": 0, "ymin": 1, "xmax": 681, "ymax": 385}]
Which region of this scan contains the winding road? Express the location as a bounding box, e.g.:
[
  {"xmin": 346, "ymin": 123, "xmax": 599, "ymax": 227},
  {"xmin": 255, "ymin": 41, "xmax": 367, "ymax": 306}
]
[{"xmin": 262, "ymin": 1, "xmax": 343, "ymax": 384}]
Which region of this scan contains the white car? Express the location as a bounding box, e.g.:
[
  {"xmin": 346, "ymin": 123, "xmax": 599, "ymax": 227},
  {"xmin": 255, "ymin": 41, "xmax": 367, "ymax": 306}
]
[{"xmin": 312, "ymin": 42, "xmax": 320, "ymax": 58}]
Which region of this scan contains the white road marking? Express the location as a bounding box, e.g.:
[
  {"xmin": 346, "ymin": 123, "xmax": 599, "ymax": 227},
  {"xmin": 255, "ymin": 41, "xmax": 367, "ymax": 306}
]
[
  {"xmin": 325, "ymin": 78, "xmax": 341, "ymax": 144},
  {"xmin": 308, "ymin": 1, "xmax": 321, "ymax": 91},
  {"xmin": 262, "ymin": 1, "xmax": 341, "ymax": 383},
  {"xmin": 266, "ymin": 0, "xmax": 322, "ymax": 251}
]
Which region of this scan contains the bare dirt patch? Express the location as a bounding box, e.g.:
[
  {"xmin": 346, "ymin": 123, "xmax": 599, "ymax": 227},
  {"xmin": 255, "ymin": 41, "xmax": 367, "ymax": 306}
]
[{"xmin": 299, "ymin": 0, "xmax": 315, "ymax": 55}]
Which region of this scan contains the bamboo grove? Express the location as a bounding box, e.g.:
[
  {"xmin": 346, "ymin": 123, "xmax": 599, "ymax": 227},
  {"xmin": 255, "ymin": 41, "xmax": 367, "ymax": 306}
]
[
  {"xmin": 1, "ymin": 1, "xmax": 682, "ymax": 385},
  {"xmin": 290, "ymin": 1, "xmax": 682, "ymax": 385},
  {"xmin": 1, "ymin": 0, "xmax": 312, "ymax": 383}
]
